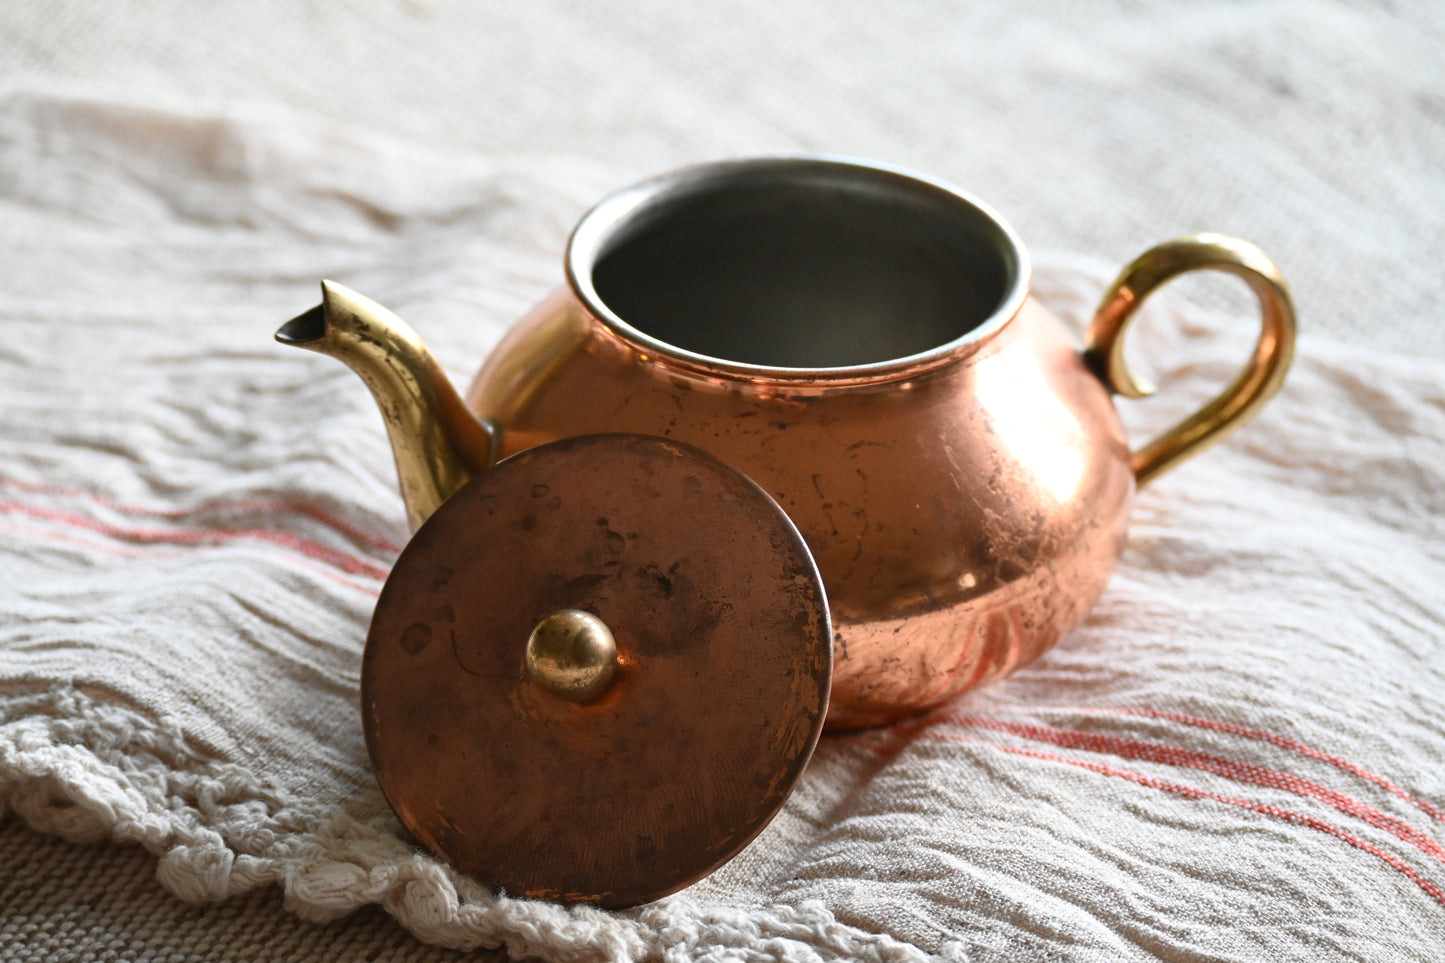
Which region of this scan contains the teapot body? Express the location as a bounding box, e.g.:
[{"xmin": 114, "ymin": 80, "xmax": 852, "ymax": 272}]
[
  {"xmin": 467, "ymin": 286, "xmax": 1135, "ymax": 729},
  {"xmin": 277, "ymin": 156, "xmax": 1295, "ymax": 906}
]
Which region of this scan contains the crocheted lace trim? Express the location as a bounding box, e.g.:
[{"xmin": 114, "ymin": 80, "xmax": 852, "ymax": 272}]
[{"xmin": 0, "ymin": 685, "xmax": 931, "ymax": 961}]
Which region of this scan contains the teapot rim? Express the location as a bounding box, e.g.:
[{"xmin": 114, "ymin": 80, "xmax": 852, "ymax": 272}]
[{"xmin": 563, "ymin": 154, "xmax": 1033, "ymax": 386}]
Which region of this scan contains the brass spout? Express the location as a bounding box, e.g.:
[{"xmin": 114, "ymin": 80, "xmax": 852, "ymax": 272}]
[{"xmin": 276, "ymin": 281, "xmax": 498, "ymax": 531}]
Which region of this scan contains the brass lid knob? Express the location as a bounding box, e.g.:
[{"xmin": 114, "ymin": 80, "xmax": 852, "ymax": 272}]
[{"xmin": 525, "ymin": 609, "xmax": 617, "ymax": 702}]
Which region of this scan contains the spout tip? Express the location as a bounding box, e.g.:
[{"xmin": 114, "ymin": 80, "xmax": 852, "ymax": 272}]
[{"xmin": 276, "ymin": 304, "xmax": 327, "ymax": 346}]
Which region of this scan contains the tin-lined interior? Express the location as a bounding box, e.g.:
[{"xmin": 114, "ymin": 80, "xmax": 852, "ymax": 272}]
[{"xmin": 588, "ymin": 166, "xmax": 1017, "ymax": 369}]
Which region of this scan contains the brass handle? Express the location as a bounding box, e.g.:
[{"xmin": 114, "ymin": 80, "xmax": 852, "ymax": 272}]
[{"xmin": 1083, "ymin": 233, "xmax": 1297, "ymax": 488}]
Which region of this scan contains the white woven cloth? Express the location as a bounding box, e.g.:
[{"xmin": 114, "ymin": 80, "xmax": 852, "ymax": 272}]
[{"xmin": 3, "ymin": 2, "xmax": 1444, "ymax": 960}]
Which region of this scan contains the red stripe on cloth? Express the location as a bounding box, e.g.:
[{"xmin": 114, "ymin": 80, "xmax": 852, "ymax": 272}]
[
  {"xmin": 0, "ymin": 515, "xmax": 383, "ymax": 595},
  {"xmin": 0, "ymin": 475, "xmax": 404, "ymax": 555},
  {"xmin": 941, "ymin": 714, "xmax": 1445, "ymax": 868},
  {"xmin": 0, "ymin": 498, "xmax": 391, "ymax": 582},
  {"xmin": 1101, "ymin": 706, "xmax": 1445, "ymax": 824},
  {"xmin": 1, "ymin": 515, "xmax": 192, "ymax": 561},
  {"xmin": 831, "ymin": 728, "xmax": 1445, "ymax": 908},
  {"xmin": 951, "ymin": 735, "xmax": 1445, "ymax": 909}
]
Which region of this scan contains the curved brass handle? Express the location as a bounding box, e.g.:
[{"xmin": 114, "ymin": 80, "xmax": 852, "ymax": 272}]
[{"xmin": 1083, "ymin": 233, "xmax": 1297, "ymax": 488}]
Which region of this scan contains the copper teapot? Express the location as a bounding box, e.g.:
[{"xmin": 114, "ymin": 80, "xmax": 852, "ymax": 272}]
[{"xmin": 276, "ymin": 157, "xmax": 1294, "ymax": 906}]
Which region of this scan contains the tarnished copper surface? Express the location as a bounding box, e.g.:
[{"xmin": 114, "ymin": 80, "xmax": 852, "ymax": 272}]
[
  {"xmin": 468, "ymin": 294, "xmax": 1134, "ymax": 728},
  {"xmin": 362, "ymin": 434, "xmax": 831, "ymax": 908}
]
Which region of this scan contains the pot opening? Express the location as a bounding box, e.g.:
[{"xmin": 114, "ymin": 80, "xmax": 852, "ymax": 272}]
[{"xmin": 577, "ymin": 160, "xmax": 1024, "ymax": 371}]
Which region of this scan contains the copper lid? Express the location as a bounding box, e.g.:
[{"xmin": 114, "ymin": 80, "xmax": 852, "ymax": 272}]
[{"xmin": 363, "ymin": 434, "xmax": 831, "ymax": 908}]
